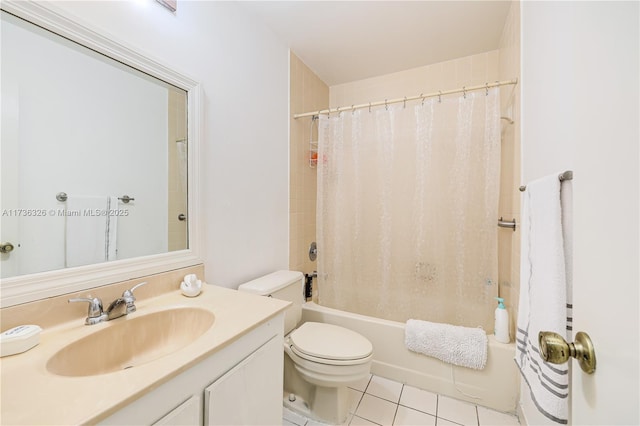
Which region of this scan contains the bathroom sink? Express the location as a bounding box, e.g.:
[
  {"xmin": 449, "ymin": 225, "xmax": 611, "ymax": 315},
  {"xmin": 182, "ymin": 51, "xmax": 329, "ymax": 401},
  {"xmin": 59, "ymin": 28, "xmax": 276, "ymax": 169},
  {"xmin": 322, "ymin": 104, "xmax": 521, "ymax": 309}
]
[{"xmin": 46, "ymin": 307, "xmax": 215, "ymax": 377}]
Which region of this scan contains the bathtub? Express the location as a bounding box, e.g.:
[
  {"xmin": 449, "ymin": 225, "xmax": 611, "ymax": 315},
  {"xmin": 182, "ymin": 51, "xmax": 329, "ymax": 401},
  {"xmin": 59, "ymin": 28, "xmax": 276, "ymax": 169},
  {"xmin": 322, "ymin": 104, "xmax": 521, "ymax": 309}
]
[{"xmin": 301, "ymin": 302, "xmax": 519, "ymax": 413}]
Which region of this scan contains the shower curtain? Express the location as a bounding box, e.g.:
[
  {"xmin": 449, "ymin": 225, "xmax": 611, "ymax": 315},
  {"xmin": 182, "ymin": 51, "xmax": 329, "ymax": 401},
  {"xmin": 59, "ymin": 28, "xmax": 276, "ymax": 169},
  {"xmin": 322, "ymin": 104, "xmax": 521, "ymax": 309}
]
[{"xmin": 317, "ymin": 88, "xmax": 501, "ymax": 330}]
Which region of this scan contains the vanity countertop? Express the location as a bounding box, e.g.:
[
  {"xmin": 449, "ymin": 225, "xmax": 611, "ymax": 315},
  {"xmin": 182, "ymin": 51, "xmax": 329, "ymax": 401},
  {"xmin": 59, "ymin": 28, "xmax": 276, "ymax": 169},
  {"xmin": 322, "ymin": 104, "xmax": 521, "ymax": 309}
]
[{"xmin": 0, "ymin": 285, "xmax": 289, "ymax": 425}]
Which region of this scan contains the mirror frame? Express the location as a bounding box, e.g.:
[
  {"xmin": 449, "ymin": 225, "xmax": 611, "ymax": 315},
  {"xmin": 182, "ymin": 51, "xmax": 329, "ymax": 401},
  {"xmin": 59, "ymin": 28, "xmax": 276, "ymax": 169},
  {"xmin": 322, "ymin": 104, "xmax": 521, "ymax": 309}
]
[{"xmin": 0, "ymin": 1, "xmax": 203, "ymax": 308}]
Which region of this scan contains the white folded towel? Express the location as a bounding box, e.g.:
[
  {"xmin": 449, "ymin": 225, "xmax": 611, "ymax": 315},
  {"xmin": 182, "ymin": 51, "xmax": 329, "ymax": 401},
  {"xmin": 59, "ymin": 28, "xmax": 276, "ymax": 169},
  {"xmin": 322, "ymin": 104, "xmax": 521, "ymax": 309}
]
[
  {"xmin": 515, "ymin": 173, "xmax": 571, "ymax": 424},
  {"xmin": 405, "ymin": 319, "xmax": 487, "ymax": 370},
  {"xmin": 65, "ymin": 195, "xmax": 118, "ymax": 267}
]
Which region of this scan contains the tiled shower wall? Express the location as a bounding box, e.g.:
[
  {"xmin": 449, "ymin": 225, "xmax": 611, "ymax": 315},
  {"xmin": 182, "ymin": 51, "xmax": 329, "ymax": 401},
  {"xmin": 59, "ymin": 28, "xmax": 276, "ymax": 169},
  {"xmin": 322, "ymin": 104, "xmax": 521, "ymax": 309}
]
[
  {"xmin": 289, "ymin": 52, "xmax": 328, "ymax": 282},
  {"xmin": 497, "ymin": 1, "xmax": 521, "ymax": 340},
  {"xmin": 168, "ymin": 88, "xmax": 188, "ymax": 251},
  {"xmin": 290, "ymin": 2, "xmax": 520, "ymax": 333}
]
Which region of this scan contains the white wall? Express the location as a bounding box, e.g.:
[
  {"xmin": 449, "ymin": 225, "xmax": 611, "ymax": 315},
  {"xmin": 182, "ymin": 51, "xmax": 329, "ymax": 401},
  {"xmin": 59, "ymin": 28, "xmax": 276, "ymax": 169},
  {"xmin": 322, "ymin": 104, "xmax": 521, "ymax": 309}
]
[
  {"xmin": 521, "ymin": 2, "xmax": 639, "ymax": 424},
  {"xmin": 2, "ymin": 12, "xmax": 167, "ymax": 276},
  {"xmin": 49, "ymin": 0, "xmax": 290, "ymax": 288}
]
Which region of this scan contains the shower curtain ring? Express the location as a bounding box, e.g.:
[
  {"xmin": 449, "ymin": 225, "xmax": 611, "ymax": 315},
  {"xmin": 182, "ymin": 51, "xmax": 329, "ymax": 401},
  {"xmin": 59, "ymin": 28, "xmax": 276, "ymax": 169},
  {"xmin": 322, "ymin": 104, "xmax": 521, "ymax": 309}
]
[
  {"xmin": 485, "ymin": 82, "xmax": 489, "ymax": 96},
  {"xmin": 438, "ymin": 91, "xmax": 442, "ymax": 103},
  {"xmin": 403, "ymin": 97, "xmax": 407, "ymax": 109},
  {"xmin": 420, "ymin": 93, "xmax": 425, "ymax": 106},
  {"xmin": 369, "ymin": 102, "xmax": 372, "ymax": 113},
  {"xmin": 336, "ymin": 106, "xmax": 341, "ymax": 117},
  {"xmin": 463, "ymin": 86, "xmax": 467, "ymax": 99},
  {"xmin": 385, "ymin": 99, "xmax": 388, "ymax": 110}
]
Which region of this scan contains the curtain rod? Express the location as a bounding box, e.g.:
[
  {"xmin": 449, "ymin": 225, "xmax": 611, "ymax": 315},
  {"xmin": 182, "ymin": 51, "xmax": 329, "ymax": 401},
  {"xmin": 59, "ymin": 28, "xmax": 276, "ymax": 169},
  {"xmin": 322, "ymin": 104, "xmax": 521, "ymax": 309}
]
[{"xmin": 293, "ymin": 78, "xmax": 518, "ymax": 119}]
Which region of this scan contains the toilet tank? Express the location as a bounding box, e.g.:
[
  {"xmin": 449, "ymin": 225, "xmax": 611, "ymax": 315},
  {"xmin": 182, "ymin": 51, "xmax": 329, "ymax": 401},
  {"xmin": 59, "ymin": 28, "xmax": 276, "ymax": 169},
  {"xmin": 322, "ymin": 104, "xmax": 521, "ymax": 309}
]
[{"xmin": 237, "ymin": 270, "xmax": 304, "ymax": 334}]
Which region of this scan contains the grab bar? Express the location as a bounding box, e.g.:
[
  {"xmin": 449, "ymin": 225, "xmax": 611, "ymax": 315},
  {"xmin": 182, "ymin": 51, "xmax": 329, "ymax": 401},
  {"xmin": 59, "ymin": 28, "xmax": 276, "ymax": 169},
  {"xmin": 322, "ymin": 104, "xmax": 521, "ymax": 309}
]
[{"xmin": 498, "ymin": 217, "xmax": 516, "ymax": 231}]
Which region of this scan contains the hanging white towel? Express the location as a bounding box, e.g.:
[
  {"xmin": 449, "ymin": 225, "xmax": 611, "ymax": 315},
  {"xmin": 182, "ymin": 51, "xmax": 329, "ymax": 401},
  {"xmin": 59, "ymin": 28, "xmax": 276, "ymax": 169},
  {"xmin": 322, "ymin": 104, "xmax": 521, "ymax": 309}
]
[
  {"xmin": 405, "ymin": 319, "xmax": 488, "ymax": 370},
  {"xmin": 515, "ymin": 173, "xmax": 572, "ymax": 425},
  {"xmin": 65, "ymin": 196, "xmax": 118, "ymax": 268}
]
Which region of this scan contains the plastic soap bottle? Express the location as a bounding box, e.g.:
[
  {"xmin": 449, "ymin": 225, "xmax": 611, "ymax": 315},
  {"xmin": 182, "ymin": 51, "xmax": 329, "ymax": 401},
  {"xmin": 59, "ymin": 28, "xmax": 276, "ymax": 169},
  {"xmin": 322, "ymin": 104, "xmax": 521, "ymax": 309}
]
[{"xmin": 494, "ymin": 297, "xmax": 510, "ymax": 343}]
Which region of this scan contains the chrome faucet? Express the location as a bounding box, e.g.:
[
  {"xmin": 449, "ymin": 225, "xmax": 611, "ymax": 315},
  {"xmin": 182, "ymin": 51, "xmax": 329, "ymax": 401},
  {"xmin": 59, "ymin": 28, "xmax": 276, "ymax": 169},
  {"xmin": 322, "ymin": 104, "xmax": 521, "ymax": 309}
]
[
  {"xmin": 68, "ymin": 297, "xmax": 108, "ymax": 325},
  {"xmin": 106, "ymin": 282, "xmax": 147, "ymax": 320},
  {"xmin": 68, "ymin": 282, "xmax": 147, "ymax": 325}
]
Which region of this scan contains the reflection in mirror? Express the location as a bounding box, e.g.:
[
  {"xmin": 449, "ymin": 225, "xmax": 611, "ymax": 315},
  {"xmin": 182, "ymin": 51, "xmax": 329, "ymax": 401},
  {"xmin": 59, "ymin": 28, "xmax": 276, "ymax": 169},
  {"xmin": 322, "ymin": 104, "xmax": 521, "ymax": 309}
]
[{"xmin": 1, "ymin": 11, "xmax": 188, "ymax": 279}]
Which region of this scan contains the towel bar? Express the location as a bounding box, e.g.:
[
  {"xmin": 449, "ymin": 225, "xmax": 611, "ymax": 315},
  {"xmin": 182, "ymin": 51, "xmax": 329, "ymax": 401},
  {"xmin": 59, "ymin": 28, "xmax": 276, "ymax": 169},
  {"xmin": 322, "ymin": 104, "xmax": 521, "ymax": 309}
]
[
  {"xmin": 56, "ymin": 192, "xmax": 135, "ymax": 203},
  {"xmin": 519, "ymin": 170, "xmax": 573, "ymax": 192},
  {"xmin": 118, "ymin": 195, "xmax": 135, "ymax": 203}
]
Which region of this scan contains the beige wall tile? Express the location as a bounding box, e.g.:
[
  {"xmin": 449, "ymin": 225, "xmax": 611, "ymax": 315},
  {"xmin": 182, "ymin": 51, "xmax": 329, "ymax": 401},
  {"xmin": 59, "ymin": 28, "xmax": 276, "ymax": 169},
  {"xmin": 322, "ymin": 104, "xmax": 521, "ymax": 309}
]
[
  {"xmin": 289, "ymin": 52, "xmax": 328, "ymax": 275},
  {"xmin": 498, "ymin": 1, "xmax": 521, "ymax": 338},
  {"xmin": 291, "ymin": 8, "xmax": 520, "ymax": 329}
]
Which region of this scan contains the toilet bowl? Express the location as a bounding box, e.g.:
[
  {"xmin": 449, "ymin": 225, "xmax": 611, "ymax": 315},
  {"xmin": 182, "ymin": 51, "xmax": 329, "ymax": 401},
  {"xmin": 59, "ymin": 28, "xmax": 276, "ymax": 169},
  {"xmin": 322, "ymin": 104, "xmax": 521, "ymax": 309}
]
[{"xmin": 238, "ymin": 271, "xmax": 373, "ymax": 424}]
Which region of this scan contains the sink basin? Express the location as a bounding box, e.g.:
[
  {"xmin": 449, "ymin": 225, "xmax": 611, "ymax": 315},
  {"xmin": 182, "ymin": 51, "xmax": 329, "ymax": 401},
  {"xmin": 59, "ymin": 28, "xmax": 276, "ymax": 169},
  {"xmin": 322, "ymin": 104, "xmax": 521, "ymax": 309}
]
[{"xmin": 46, "ymin": 307, "xmax": 214, "ymax": 377}]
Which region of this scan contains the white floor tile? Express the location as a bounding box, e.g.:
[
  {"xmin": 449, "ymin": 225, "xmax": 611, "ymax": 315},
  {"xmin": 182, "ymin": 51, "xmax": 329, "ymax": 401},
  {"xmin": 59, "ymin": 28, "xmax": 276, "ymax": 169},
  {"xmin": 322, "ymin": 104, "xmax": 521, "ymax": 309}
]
[
  {"xmin": 350, "ymin": 415, "xmax": 380, "ymax": 426},
  {"xmin": 348, "ymin": 388, "xmax": 364, "ymax": 414},
  {"xmin": 343, "ymin": 413, "xmax": 355, "ymax": 426},
  {"xmin": 399, "ymin": 385, "xmax": 438, "ymax": 416},
  {"xmin": 366, "ymin": 375, "xmax": 403, "ymax": 403},
  {"xmin": 477, "ymin": 406, "xmax": 520, "ymax": 425},
  {"xmin": 393, "ymin": 406, "xmax": 437, "ymax": 426},
  {"xmin": 435, "ymin": 418, "xmax": 460, "ymax": 426},
  {"xmin": 355, "ymin": 394, "xmax": 398, "ymax": 426},
  {"xmin": 283, "ymin": 407, "xmax": 308, "ymax": 426},
  {"xmin": 307, "ymin": 419, "xmax": 331, "ymax": 426},
  {"xmin": 436, "ymin": 396, "xmax": 478, "ymax": 426},
  {"xmin": 350, "ymin": 374, "xmax": 372, "ymax": 392}
]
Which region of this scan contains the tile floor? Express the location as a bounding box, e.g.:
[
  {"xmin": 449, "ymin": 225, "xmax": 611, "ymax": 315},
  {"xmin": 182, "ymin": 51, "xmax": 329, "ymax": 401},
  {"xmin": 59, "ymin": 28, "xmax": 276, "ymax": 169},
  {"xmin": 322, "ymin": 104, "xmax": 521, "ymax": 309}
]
[{"xmin": 283, "ymin": 374, "xmax": 520, "ymax": 426}]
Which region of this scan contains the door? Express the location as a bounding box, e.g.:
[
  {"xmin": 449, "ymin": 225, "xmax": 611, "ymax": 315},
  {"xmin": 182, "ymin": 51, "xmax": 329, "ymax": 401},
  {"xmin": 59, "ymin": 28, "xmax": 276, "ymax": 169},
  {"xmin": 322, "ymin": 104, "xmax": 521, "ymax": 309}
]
[
  {"xmin": 152, "ymin": 395, "xmax": 201, "ymax": 426},
  {"xmin": 522, "ymin": 2, "xmax": 639, "ymax": 424},
  {"xmin": 204, "ymin": 336, "xmax": 282, "ymax": 426}
]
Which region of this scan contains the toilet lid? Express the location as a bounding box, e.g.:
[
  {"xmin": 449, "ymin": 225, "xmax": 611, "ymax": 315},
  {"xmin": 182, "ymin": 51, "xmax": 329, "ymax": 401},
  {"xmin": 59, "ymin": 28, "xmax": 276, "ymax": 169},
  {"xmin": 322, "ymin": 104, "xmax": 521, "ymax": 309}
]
[{"xmin": 289, "ymin": 322, "xmax": 373, "ymax": 361}]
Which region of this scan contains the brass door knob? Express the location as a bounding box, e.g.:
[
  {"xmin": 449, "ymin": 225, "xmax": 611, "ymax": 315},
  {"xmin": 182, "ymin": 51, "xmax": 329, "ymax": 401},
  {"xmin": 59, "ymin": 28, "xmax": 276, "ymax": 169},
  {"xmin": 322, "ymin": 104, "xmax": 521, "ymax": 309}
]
[
  {"xmin": 0, "ymin": 242, "xmax": 15, "ymax": 253},
  {"xmin": 538, "ymin": 331, "xmax": 596, "ymax": 374}
]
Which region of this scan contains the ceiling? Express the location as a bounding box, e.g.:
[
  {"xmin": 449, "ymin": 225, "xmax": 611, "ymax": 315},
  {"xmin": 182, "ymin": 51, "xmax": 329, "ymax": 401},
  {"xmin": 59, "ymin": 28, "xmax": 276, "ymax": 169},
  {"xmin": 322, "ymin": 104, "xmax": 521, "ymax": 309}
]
[{"xmin": 240, "ymin": 1, "xmax": 512, "ymax": 86}]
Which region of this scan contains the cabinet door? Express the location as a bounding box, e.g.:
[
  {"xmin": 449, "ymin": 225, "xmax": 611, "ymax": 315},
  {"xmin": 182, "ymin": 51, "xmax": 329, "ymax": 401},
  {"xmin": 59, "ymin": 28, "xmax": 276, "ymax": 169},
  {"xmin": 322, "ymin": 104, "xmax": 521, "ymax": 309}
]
[
  {"xmin": 204, "ymin": 336, "xmax": 282, "ymax": 426},
  {"xmin": 152, "ymin": 395, "xmax": 201, "ymax": 426}
]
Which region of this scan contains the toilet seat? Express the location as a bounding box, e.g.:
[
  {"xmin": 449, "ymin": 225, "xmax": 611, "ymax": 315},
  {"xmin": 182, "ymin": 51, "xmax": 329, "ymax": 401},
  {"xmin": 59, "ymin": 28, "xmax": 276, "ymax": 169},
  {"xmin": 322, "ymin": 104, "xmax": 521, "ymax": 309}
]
[{"xmin": 289, "ymin": 322, "xmax": 373, "ymax": 365}]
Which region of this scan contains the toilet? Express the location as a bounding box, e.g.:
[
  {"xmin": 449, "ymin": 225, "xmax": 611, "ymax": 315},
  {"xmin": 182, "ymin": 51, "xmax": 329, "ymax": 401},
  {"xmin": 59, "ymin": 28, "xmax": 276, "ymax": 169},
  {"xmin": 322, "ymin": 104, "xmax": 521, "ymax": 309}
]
[{"xmin": 238, "ymin": 270, "xmax": 373, "ymax": 424}]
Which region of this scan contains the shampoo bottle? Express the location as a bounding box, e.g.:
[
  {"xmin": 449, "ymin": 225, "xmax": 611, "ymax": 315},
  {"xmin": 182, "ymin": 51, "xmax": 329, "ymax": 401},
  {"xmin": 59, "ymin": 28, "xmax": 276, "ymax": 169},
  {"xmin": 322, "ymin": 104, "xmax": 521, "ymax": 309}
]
[{"xmin": 494, "ymin": 297, "xmax": 510, "ymax": 343}]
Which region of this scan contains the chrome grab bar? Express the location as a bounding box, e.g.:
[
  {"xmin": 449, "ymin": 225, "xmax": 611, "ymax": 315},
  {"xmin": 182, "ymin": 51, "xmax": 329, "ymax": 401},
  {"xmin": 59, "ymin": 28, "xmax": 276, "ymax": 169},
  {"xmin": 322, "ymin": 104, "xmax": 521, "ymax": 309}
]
[{"xmin": 498, "ymin": 217, "xmax": 516, "ymax": 231}]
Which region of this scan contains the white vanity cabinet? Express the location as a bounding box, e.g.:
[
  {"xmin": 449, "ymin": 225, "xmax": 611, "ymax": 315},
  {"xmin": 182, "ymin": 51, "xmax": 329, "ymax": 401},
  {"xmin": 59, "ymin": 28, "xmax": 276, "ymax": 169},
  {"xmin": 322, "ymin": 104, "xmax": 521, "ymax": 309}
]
[
  {"xmin": 204, "ymin": 335, "xmax": 282, "ymax": 425},
  {"xmin": 153, "ymin": 395, "xmax": 202, "ymax": 425},
  {"xmin": 100, "ymin": 314, "xmax": 284, "ymax": 426}
]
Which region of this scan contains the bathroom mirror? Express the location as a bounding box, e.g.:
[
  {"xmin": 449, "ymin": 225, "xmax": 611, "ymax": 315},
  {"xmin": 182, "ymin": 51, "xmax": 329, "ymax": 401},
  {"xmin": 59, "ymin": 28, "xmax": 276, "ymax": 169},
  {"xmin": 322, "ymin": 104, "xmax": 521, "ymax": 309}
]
[{"xmin": 0, "ymin": 2, "xmax": 202, "ymax": 307}]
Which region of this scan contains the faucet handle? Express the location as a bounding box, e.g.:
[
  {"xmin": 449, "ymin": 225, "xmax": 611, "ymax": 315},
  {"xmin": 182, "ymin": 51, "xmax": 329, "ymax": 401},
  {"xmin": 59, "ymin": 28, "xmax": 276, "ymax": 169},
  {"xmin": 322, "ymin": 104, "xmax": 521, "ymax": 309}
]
[
  {"xmin": 68, "ymin": 297, "xmax": 106, "ymax": 325},
  {"xmin": 122, "ymin": 281, "xmax": 147, "ymax": 298},
  {"xmin": 122, "ymin": 282, "xmax": 147, "ymax": 313}
]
